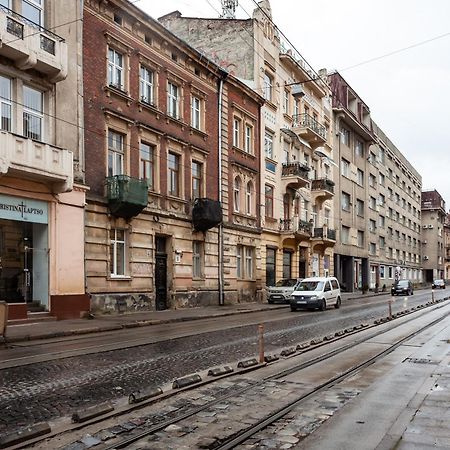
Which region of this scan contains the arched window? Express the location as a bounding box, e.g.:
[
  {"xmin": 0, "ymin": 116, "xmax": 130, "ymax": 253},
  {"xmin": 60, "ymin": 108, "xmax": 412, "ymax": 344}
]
[
  {"xmin": 246, "ymin": 181, "xmax": 253, "ymax": 215},
  {"xmin": 233, "ymin": 177, "xmax": 241, "ymax": 212}
]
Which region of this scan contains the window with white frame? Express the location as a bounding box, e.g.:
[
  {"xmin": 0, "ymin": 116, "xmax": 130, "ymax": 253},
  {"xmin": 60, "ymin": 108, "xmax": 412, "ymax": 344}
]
[
  {"xmin": 139, "ymin": 142, "xmax": 154, "ymax": 189},
  {"xmin": 191, "ymin": 95, "xmax": 201, "ymax": 130},
  {"xmin": 294, "ymin": 99, "xmax": 299, "ymax": 116},
  {"xmin": 167, "ymin": 82, "xmax": 179, "ymax": 119},
  {"xmin": 110, "ymin": 228, "xmax": 126, "ymax": 276},
  {"xmin": 22, "ymin": 0, "xmax": 43, "ymax": 26},
  {"xmin": 233, "ymin": 176, "xmax": 241, "ymax": 212},
  {"xmin": 233, "ymin": 117, "xmax": 240, "ymax": 147},
  {"xmin": 341, "ymin": 158, "xmax": 350, "ymax": 177},
  {"xmin": 168, "ymin": 152, "xmax": 180, "ymax": 197},
  {"xmin": 245, "ymin": 181, "xmax": 252, "ymax": 215},
  {"xmin": 0, "ymin": 75, "xmax": 11, "ymax": 132},
  {"xmin": 139, "ymin": 66, "xmax": 154, "ymax": 104},
  {"xmin": 340, "ymin": 127, "xmax": 350, "ymax": 146},
  {"xmin": 244, "ymin": 124, "xmax": 253, "ymax": 154},
  {"xmin": 264, "ymin": 130, "xmax": 274, "ymax": 159},
  {"xmin": 23, "ymin": 85, "xmax": 43, "ymax": 141},
  {"xmin": 341, "ymin": 191, "xmax": 351, "ymax": 211},
  {"xmin": 107, "ymin": 47, "xmax": 124, "ymax": 90},
  {"xmin": 192, "ymin": 241, "xmax": 203, "ymax": 278},
  {"xmin": 191, "ymin": 160, "xmax": 202, "ymax": 200},
  {"xmin": 236, "ymin": 245, "xmax": 254, "ymax": 279},
  {"xmin": 263, "ymin": 72, "xmax": 273, "ymax": 102},
  {"xmin": 107, "ymin": 130, "xmax": 124, "ymax": 177}
]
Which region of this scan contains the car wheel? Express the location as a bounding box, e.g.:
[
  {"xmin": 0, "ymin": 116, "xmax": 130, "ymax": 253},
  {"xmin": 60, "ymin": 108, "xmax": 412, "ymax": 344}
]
[
  {"xmin": 290, "ymin": 306, "xmax": 297, "ymax": 312},
  {"xmin": 268, "ymin": 300, "xmax": 274, "ymax": 304},
  {"xmin": 319, "ymin": 299, "xmax": 326, "ymax": 311},
  {"xmin": 334, "ymin": 296, "xmax": 341, "ymax": 309}
]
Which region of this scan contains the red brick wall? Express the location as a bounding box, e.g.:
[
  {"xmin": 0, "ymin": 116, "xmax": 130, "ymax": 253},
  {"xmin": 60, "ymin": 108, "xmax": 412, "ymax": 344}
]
[{"xmin": 83, "ymin": 7, "xmax": 220, "ymax": 202}]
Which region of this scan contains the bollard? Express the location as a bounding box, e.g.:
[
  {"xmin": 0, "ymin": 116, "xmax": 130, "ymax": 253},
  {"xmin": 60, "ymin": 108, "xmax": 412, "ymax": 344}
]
[
  {"xmin": 258, "ymin": 324, "xmax": 265, "ymax": 364},
  {"xmin": 388, "ymin": 298, "xmax": 393, "ymax": 319},
  {"xmin": 432, "ymin": 289, "xmax": 435, "ymax": 303}
]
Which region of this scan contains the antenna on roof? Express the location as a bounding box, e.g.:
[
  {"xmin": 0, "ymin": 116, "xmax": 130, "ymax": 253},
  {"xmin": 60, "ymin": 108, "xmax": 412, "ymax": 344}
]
[{"xmin": 221, "ymin": 0, "xmax": 238, "ymax": 19}]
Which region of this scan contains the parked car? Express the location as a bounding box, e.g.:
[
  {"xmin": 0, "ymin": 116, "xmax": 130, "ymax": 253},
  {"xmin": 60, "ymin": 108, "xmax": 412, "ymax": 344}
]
[
  {"xmin": 391, "ymin": 279, "xmax": 414, "ymax": 296},
  {"xmin": 432, "ymin": 279, "xmax": 445, "ymax": 289},
  {"xmin": 267, "ymin": 278, "xmax": 302, "ymax": 304},
  {"xmin": 290, "ymin": 277, "xmax": 341, "ymax": 311}
]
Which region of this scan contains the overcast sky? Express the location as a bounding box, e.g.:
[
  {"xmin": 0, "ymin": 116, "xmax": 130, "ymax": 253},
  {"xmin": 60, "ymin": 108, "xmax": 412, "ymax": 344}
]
[{"xmin": 138, "ymin": 0, "xmax": 450, "ymax": 207}]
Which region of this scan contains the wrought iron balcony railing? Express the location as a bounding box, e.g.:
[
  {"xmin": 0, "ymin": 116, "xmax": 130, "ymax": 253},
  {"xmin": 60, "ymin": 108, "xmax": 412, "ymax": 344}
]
[
  {"xmin": 281, "ymin": 161, "xmax": 310, "ymax": 179},
  {"xmin": 311, "ymin": 178, "xmax": 335, "ymax": 194},
  {"xmin": 292, "ymin": 113, "xmax": 326, "ymax": 140}
]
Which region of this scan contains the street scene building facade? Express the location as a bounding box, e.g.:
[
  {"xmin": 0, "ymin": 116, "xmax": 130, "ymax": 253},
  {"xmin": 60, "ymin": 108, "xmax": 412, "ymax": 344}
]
[
  {"xmin": 421, "ymin": 190, "xmax": 446, "ymax": 282},
  {"xmin": 330, "ymin": 71, "xmax": 422, "ymax": 292},
  {"xmin": 1, "ymin": 0, "xmax": 445, "ymax": 321},
  {"xmin": 0, "ymin": 0, "xmax": 87, "ymax": 320},
  {"xmin": 161, "ymin": 0, "xmax": 336, "ymax": 289}
]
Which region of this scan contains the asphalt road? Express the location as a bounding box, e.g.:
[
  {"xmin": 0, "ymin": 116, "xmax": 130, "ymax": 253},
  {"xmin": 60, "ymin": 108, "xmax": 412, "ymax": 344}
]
[{"xmin": 0, "ymin": 289, "xmax": 444, "ymax": 436}]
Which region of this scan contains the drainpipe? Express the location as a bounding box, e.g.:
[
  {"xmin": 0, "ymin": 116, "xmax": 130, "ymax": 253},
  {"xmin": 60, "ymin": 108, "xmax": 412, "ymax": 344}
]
[{"xmin": 218, "ymin": 76, "xmax": 226, "ymax": 306}]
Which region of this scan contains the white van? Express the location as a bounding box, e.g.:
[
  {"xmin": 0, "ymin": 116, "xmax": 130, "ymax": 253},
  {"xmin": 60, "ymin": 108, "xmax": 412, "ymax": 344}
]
[{"xmin": 290, "ymin": 276, "xmax": 341, "ymax": 312}]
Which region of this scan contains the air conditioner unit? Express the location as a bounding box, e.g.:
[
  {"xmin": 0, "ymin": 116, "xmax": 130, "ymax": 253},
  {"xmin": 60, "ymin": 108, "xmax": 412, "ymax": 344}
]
[{"xmin": 423, "ymin": 256, "xmax": 429, "ymax": 261}]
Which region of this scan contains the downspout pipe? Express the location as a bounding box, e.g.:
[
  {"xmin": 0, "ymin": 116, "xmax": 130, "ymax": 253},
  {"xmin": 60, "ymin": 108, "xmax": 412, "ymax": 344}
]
[{"xmin": 218, "ymin": 74, "xmax": 227, "ymax": 306}]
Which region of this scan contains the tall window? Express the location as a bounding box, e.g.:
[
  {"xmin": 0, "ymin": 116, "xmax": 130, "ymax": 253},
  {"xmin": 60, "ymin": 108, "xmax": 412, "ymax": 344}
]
[
  {"xmin": 110, "ymin": 229, "xmax": 126, "ymax": 276},
  {"xmin": 0, "ymin": 76, "xmax": 11, "ymax": 131},
  {"xmin": 357, "ymin": 230, "xmax": 364, "ymax": 247},
  {"xmin": 22, "ymin": 0, "xmax": 43, "ymax": 26},
  {"xmin": 233, "ymin": 118, "xmax": 240, "ymax": 147},
  {"xmin": 191, "ymin": 95, "xmax": 201, "ymax": 129},
  {"xmin": 341, "ymin": 225, "xmax": 350, "ymax": 244},
  {"xmin": 340, "ymin": 127, "xmax": 350, "ymax": 146},
  {"xmin": 283, "ymin": 89, "xmax": 289, "ymax": 114},
  {"xmin": 244, "ymin": 246, "xmax": 254, "ymax": 279},
  {"xmin": 233, "ymin": 176, "xmax": 241, "ymax": 212},
  {"xmin": 263, "ymin": 72, "xmax": 273, "ymax": 101},
  {"xmin": 192, "ymin": 241, "xmax": 203, "ymax": 278},
  {"xmin": 357, "ymin": 168, "xmax": 364, "ymax": 186},
  {"xmin": 245, "ymin": 124, "xmax": 253, "ymax": 154},
  {"xmin": 265, "ymin": 184, "xmax": 274, "ymax": 218},
  {"xmin": 340, "ymin": 158, "xmax": 350, "ymax": 177},
  {"xmin": 168, "ymin": 152, "xmax": 180, "ymax": 197},
  {"xmin": 264, "ymin": 130, "xmax": 273, "ymax": 159},
  {"xmin": 23, "ymin": 85, "xmax": 43, "ymax": 141},
  {"xmin": 354, "ymin": 139, "xmax": 364, "ymax": 157},
  {"xmin": 107, "ymin": 47, "xmax": 124, "ymax": 89},
  {"xmin": 167, "ymin": 82, "xmax": 179, "ymax": 119},
  {"xmin": 245, "ymin": 181, "xmax": 252, "ymax": 215},
  {"xmin": 108, "ymin": 130, "xmax": 124, "ymax": 177},
  {"xmin": 139, "ymin": 142, "xmax": 154, "ymax": 189},
  {"xmin": 356, "ymin": 199, "xmax": 364, "ymax": 217},
  {"xmin": 341, "ymin": 191, "xmax": 351, "ymax": 211},
  {"xmin": 282, "ymin": 251, "xmax": 292, "ymax": 279},
  {"xmin": 191, "ymin": 161, "xmax": 202, "ymax": 200},
  {"xmin": 139, "ymin": 66, "xmax": 154, "ymax": 104},
  {"xmin": 294, "ymin": 99, "xmax": 300, "ymax": 116}
]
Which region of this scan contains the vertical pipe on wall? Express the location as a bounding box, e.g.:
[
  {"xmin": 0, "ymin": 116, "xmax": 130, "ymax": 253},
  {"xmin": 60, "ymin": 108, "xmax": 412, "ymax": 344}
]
[{"xmin": 218, "ymin": 76, "xmax": 225, "ymax": 306}]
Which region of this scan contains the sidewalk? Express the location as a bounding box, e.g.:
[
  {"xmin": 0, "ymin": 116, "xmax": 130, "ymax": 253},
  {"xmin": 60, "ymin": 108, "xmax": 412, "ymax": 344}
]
[{"xmin": 3, "ymin": 291, "xmax": 389, "ymax": 344}]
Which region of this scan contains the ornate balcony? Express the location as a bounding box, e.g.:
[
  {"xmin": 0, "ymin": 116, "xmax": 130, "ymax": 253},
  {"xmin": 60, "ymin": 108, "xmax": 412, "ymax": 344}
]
[
  {"xmin": 292, "ymin": 113, "xmax": 327, "ymax": 149},
  {"xmin": 106, "ymin": 175, "xmax": 148, "ymax": 219},
  {"xmin": 311, "ymin": 226, "xmax": 336, "ymax": 251},
  {"xmin": 311, "ymin": 178, "xmax": 334, "ymax": 205},
  {"xmin": 0, "ymin": 131, "xmax": 73, "ymax": 192},
  {"xmin": 279, "ymin": 216, "xmax": 312, "ymax": 242},
  {"xmin": 192, "ymin": 198, "xmax": 222, "ymax": 231},
  {"xmin": 0, "ymin": 5, "xmax": 67, "ymax": 82},
  {"xmin": 281, "ymin": 161, "xmax": 310, "ymax": 191}
]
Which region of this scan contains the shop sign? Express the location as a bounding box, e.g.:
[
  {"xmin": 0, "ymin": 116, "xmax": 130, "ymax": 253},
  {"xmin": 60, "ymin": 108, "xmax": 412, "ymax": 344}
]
[{"xmin": 0, "ymin": 194, "xmax": 48, "ymax": 224}]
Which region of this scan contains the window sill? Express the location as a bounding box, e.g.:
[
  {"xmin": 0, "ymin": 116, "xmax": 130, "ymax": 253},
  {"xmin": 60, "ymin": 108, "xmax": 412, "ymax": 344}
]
[
  {"xmin": 190, "ymin": 126, "xmax": 208, "ymax": 140},
  {"xmin": 109, "ymin": 275, "xmax": 132, "ymax": 281},
  {"xmin": 104, "ymin": 85, "xmax": 132, "ymax": 105},
  {"xmin": 264, "ymin": 100, "xmax": 277, "ymax": 111},
  {"xmin": 138, "ymin": 100, "xmax": 160, "ymax": 114},
  {"xmin": 232, "ymin": 145, "xmax": 256, "ymax": 159},
  {"xmin": 166, "ymin": 194, "xmax": 188, "ymax": 204}
]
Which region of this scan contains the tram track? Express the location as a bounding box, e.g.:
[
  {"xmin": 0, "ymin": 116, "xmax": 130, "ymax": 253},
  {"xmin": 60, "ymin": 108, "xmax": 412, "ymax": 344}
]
[{"xmin": 22, "ymin": 296, "xmax": 448, "ymax": 450}]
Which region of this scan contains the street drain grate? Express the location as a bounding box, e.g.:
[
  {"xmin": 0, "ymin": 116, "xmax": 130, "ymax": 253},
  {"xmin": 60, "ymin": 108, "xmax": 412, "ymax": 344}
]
[{"xmin": 404, "ymin": 357, "xmax": 438, "ymax": 365}]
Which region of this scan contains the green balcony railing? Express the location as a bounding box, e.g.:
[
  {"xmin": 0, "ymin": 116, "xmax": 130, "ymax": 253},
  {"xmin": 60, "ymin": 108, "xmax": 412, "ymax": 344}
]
[{"xmin": 105, "ymin": 175, "xmax": 148, "ymax": 219}]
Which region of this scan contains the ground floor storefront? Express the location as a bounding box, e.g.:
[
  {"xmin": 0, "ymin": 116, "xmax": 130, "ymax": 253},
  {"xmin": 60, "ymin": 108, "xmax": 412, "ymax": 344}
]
[{"xmin": 1, "ymin": 181, "xmax": 87, "ymax": 320}]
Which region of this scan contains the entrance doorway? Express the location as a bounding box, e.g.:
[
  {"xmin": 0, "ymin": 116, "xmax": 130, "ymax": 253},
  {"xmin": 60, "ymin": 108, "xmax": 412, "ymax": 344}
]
[
  {"xmin": 0, "ymin": 219, "xmax": 48, "ymax": 307},
  {"xmin": 155, "ymin": 236, "xmax": 168, "ymax": 311}
]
